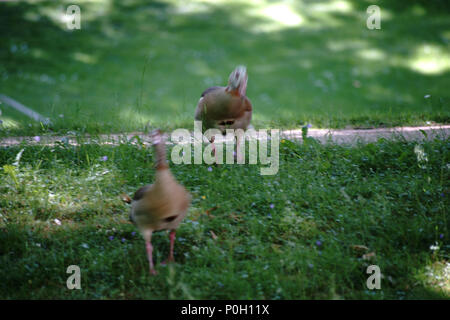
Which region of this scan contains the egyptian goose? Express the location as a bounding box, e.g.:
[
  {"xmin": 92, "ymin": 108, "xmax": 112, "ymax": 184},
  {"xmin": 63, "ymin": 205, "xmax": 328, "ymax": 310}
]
[
  {"xmin": 194, "ymin": 66, "xmax": 253, "ymax": 161},
  {"xmin": 195, "ymin": 65, "xmax": 252, "ymax": 132},
  {"xmin": 124, "ymin": 130, "xmax": 191, "ymax": 275}
]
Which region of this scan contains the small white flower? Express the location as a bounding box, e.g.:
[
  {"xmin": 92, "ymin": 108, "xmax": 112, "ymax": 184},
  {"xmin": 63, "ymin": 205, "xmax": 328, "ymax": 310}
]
[
  {"xmin": 424, "ymin": 94, "xmax": 431, "ymax": 99},
  {"xmin": 414, "ymin": 145, "xmax": 428, "ymax": 166},
  {"xmin": 54, "ymin": 218, "xmax": 61, "ymax": 226},
  {"xmin": 429, "ymin": 242, "xmax": 439, "ymax": 251}
]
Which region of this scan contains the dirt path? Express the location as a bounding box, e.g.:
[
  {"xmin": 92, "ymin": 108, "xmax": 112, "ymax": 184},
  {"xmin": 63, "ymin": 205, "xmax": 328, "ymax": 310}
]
[
  {"xmin": 282, "ymin": 125, "xmax": 450, "ymax": 144},
  {"xmin": 0, "ymin": 125, "xmax": 449, "ymax": 147}
]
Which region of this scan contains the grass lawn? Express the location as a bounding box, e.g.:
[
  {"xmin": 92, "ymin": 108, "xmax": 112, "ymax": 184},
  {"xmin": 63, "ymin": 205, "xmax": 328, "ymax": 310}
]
[
  {"xmin": 0, "ymin": 136, "xmax": 448, "ymax": 299},
  {"xmin": 1, "ymin": 0, "xmax": 449, "ymax": 136},
  {"xmin": 1, "ymin": 0, "xmax": 449, "ymax": 301}
]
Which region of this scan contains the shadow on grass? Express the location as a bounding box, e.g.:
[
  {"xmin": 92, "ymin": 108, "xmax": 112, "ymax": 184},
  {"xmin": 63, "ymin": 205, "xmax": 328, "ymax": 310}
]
[{"xmin": 0, "ymin": 221, "xmax": 447, "ymax": 299}]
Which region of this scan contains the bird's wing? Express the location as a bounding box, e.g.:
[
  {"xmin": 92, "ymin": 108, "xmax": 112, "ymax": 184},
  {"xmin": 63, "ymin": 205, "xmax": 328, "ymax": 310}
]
[
  {"xmin": 243, "ymin": 96, "xmax": 253, "ymax": 112},
  {"xmin": 132, "ymin": 185, "xmax": 152, "ymax": 201},
  {"xmin": 200, "ymin": 86, "xmax": 222, "ymax": 97}
]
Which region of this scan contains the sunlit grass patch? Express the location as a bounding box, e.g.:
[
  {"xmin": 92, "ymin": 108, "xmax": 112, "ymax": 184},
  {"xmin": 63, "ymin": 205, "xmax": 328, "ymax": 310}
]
[{"xmin": 0, "ymin": 0, "xmax": 449, "ymax": 135}]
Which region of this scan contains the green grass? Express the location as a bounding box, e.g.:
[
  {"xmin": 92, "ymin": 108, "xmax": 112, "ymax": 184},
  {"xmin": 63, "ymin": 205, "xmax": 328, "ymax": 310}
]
[
  {"xmin": 1, "ymin": 0, "xmax": 449, "ymax": 136},
  {"xmin": 0, "ymin": 136, "xmax": 448, "ymax": 299}
]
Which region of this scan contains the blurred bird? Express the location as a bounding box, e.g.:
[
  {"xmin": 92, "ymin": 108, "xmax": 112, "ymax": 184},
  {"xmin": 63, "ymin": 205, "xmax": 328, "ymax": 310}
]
[
  {"xmin": 194, "ymin": 65, "xmax": 253, "ymax": 162},
  {"xmin": 123, "ymin": 130, "xmax": 191, "ymax": 275}
]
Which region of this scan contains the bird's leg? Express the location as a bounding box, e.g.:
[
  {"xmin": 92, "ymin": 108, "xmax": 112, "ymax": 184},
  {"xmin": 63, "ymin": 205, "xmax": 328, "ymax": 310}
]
[
  {"xmin": 161, "ymin": 230, "xmax": 176, "ymax": 265},
  {"xmin": 168, "ymin": 230, "xmax": 176, "ymax": 263},
  {"xmin": 236, "ymin": 135, "xmax": 244, "ymax": 163},
  {"xmin": 210, "ymin": 136, "xmax": 219, "ymax": 165},
  {"xmin": 212, "ymin": 139, "xmax": 217, "ymax": 163},
  {"xmin": 146, "ymin": 240, "xmax": 157, "ymax": 275},
  {"xmin": 144, "ymin": 230, "xmax": 157, "ymax": 275}
]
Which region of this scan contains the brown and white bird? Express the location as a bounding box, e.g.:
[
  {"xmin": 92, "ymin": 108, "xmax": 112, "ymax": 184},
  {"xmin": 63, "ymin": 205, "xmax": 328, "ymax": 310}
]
[
  {"xmin": 195, "ymin": 65, "xmax": 252, "ymax": 133},
  {"xmin": 124, "ymin": 130, "xmax": 191, "ymax": 275},
  {"xmin": 194, "ymin": 66, "xmax": 253, "ymax": 162}
]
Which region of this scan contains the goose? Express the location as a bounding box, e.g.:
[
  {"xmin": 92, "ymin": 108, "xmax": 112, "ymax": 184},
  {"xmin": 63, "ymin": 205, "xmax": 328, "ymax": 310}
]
[
  {"xmin": 124, "ymin": 130, "xmax": 191, "ymax": 275},
  {"xmin": 194, "ymin": 65, "xmax": 253, "ymax": 162}
]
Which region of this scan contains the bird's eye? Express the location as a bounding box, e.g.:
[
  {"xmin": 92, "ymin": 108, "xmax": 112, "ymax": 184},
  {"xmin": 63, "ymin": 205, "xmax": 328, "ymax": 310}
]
[{"xmin": 164, "ymin": 215, "xmax": 177, "ymax": 223}]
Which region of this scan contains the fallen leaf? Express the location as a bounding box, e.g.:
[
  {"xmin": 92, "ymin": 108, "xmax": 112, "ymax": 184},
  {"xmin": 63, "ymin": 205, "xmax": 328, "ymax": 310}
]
[
  {"xmin": 271, "ymin": 244, "xmax": 281, "ymax": 252},
  {"xmin": 210, "ymin": 230, "xmax": 217, "ymax": 240},
  {"xmin": 350, "ymin": 244, "xmax": 369, "ymax": 252},
  {"xmin": 362, "ymin": 252, "xmax": 376, "ymax": 261},
  {"xmin": 229, "ymin": 213, "xmax": 241, "ymax": 222},
  {"xmin": 205, "ymin": 206, "xmax": 218, "ymax": 217},
  {"xmin": 340, "ymin": 187, "xmax": 351, "ymax": 201},
  {"xmin": 121, "ymin": 193, "xmax": 131, "ymax": 204}
]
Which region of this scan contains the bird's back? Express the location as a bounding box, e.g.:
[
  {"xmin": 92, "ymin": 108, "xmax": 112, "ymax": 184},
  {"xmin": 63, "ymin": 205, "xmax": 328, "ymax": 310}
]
[{"xmin": 195, "ymin": 86, "xmax": 252, "ymax": 131}]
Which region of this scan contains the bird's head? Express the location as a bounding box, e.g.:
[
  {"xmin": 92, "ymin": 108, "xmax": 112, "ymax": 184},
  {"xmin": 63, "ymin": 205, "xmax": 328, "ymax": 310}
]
[
  {"xmin": 150, "ymin": 129, "xmax": 169, "ymax": 170},
  {"xmin": 227, "ymin": 65, "xmax": 248, "ymax": 97},
  {"xmin": 150, "ymin": 129, "xmax": 164, "ymax": 146}
]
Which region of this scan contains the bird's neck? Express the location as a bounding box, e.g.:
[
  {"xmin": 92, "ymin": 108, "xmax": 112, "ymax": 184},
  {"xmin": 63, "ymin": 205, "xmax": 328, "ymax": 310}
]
[
  {"xmin": 225, "ymin": 86, "xmax": 241, "ymax": 97},
  {"xmin": 154, "ymin": 168, "xmax": 176, "ymax": 189},
  {"xmin": 153, "ymin": 142, "xmax": 169, "ymax": 170}
]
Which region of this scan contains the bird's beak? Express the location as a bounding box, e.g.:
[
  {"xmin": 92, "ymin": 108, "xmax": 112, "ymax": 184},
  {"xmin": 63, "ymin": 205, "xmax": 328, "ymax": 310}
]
[{"xmin": 151, "ymin": 129, "xmax": 164, "ymax": 145}]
